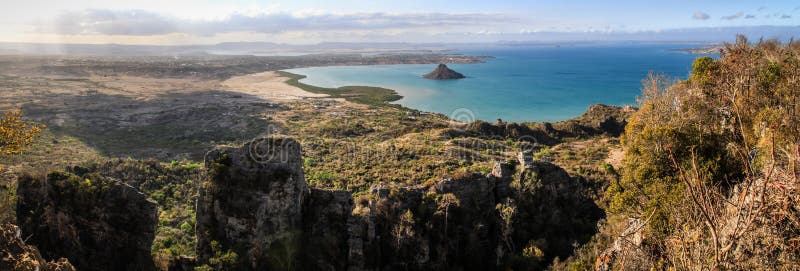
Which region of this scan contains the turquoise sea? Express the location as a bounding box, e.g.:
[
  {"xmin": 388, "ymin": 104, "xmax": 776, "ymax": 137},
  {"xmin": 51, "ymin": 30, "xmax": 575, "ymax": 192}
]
[{"xmin": 286, "ymin": 44, "xmax": 714, "ymax": 122}]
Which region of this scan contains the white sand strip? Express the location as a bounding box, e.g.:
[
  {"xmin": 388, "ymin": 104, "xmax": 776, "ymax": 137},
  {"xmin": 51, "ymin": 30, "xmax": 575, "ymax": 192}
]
[{"xmin": 221, "ymin": 71, "xmax": 328, "ymax": 101}]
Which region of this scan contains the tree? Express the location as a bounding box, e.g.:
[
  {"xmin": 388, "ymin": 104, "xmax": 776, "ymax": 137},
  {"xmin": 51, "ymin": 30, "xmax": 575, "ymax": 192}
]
[
  {"xmin": 392, "ymin": 210, "xmax": 415, "ymax": 250},
  {"xmin": 0, "ymin": 110, "xmax": 43, "ymax": 155},
  {"xmin": 496, "ymin": 199, "xmax": 517, "ymax": 252},
  {"xmin": 195, "ymin": 240, "xmax": 238, "ymax": 271},
  {"xmin": 437, "ymin": 193, "xmax": 461, "ymax": 238},
  {"xmin": 0, "ymin": 110, "xmax": 43, "ymax": 223},
  {"xmin": 436, "ymin": 193, "xmax": 461, "ymax": 265}
]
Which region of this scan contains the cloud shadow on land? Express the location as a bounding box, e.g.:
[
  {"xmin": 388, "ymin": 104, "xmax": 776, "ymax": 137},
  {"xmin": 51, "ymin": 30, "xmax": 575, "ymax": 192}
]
[{"xmin": 21, "ymin": 90, "xmax": 284, "ymax": 161}]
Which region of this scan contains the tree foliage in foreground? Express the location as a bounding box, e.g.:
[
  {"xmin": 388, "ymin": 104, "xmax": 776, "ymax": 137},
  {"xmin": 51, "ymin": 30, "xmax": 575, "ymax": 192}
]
[
  {"xmin": 0, "ymin": 110, "xmax": 43, "ymax": 156},
  {"xmin": 607, "ymin": 36, "xmax": 800, "ymax": 269},
  {"xmin": 1, "ymin": 110, "xmax": 43, "ymax": 223}
]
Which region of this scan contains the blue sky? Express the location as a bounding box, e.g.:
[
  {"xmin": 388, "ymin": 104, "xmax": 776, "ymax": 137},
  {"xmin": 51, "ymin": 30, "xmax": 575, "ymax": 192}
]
[
  {"xmin": 253, "ymin": 0, "xmax": 798, "ymax": 27},
  {"xmin": 0, "ymin": 0, "xmax": 798, "ymax": 44}
]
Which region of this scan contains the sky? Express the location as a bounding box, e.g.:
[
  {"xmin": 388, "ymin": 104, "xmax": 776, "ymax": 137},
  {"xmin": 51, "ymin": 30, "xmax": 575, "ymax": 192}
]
[{"xmin": 0, "ymin": 0, "xmax": 798, "ymax": 45}]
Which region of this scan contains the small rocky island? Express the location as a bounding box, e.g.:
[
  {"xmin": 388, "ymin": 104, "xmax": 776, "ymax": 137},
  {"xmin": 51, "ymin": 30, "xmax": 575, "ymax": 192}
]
[{"xmin": 423, "ymin": 63, "xmax": 465, "ymax": 80}]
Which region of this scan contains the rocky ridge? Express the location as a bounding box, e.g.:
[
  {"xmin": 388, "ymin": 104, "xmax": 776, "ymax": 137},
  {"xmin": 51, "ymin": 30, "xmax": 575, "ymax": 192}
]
[
  {"xmin": 193, "ymin": 136, "xmax": 602, "ymax": 270},
  {"xmin": 10, "ymin": 135, "xmax": 603, "ymax": 271}
]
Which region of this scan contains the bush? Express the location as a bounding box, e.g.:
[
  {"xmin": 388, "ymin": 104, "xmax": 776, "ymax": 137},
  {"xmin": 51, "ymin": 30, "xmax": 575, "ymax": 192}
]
[
  {"xmin": 606, "ymin": 36, "xmax": 800, "ymax": 269},
  {"xmin": 0, "ymin": 110, "xmax": 44, "ymax": 155}
]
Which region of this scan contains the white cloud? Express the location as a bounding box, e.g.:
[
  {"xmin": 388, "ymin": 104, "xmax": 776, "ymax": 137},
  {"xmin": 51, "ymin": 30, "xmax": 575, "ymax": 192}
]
[
  {"xmin": 38, "ymin": 9, "xmax": 517, "ymax": 36},
  {"xmin": 721, "ymin": 12, "xmax": 744, "ymax": 20},
  {"xmin": 692, "ymin": 12, "xmax": 710, "ymax": 20}
]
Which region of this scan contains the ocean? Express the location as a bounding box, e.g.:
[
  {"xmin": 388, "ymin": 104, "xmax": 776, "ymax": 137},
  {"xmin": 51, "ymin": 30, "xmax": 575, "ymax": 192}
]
[{"xmin": 285, "ymin": 43, "xmax": 714, "ymax": 122}]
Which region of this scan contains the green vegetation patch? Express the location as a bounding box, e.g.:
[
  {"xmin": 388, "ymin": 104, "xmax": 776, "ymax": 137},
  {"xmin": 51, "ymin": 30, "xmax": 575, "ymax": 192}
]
[{"xmin": 277, "ymin": 71, "xmax": 402, "ymax": 107}]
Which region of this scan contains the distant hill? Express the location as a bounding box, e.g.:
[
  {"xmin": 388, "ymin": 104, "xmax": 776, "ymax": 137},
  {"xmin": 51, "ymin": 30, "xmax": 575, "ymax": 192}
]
[
  {"xmin": 423, "ymin": 63, "xmax": 465, "ymax": 80},
  {"xmin": 0, "ymin": 42, "xmax": 456, "ymax": 56}
]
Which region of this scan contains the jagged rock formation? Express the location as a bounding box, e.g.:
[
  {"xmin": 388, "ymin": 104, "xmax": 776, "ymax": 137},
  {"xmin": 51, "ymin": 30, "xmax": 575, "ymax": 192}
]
[
  {"xmin": 348, "ymin": 173, "xmax": 501, "ymax": 270},
  {"xmin": 7, "ymin": 136, "xmax": 602, "ymax": 271},
  {"xmin": 558, "ymin": 104, "xmax": 634, "ymax": 137},
  {"xmin": 195, "ymin": 137, "xmax": 602, "ymax": 270},
  {"xmin": 459, "ymin": 104, "xmax": 635, "ymax": 145},
  {"xmin": 423, "ymin": 64, "xmax": 465, "ymax": 80},
  {"xmin": 0, "ymin": 223, "xmax": 75, "ymax": 271},
  {"xmin": 594, "ymin": 218, "xmax": 646, "ymax": 271},
  {"xmin": 345, "ymin": 162, "xmax": 601, "ymax": 270},
  {"xmin": 504, "ymin": 161, "xmax": 603, "ymax": 266},
  {"xmin": 15, "ymin": 169, "xmax": 158, "ymax": 271},
  {"xmin": 196, "ymin": 137, "xmax": 307, "ymax": 270}
]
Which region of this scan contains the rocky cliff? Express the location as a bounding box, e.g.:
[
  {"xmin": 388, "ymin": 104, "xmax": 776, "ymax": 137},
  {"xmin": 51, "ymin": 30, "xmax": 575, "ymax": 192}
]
[
  {"xmin": 423, "ymin": 64, "xmax": 465, "ymax": 80},
  {"xmin": 0, "ymin": 222, "xmax": 75, "ymax": 271},
  {"xmin": 15, "ymin": 169, "xmax": 158, "ymax": 271},
  {"xmin": 346, "ymin": 173, "xmax": 501, "ymax": 270},
  {"xmin": 196, "ymin": 137, "xmax": 308, "ymax": 270},
  {"xmin": 195, "ymin": 137, "xmax": 602, "ymax": 270},
  {"xmin": 301, "ymin": 189, "xmax": 353, "ymax": 270},
  {"xmin": 8, "ymin": 135, "xmax": 600, "ymax": 271}
]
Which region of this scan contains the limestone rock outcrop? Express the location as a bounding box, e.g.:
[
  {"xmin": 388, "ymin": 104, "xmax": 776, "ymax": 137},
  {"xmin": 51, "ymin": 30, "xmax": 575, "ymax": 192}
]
[
  {"xmin": 506, "ymin": 161, "xmax": 604, "ymax": 266},
  {"xmin": 0, "ymin": 223, "xmax": 75, "ymax": 271},
  {"xmin": 195, "ymin": 137, "xmax": 602, "ymax": 270},
  {"xmin": 301, "ymin": 189, "xmax": 353, "ymax": 270},
  {"xmin": 15, "ymin": 169, "xmax": 158, "ymax": 271},
  {"xmin": 562, "ymin": 104, "xmax": 633, "ymax": 137},
  {"xmin": 343, "ymin": 163, "xmax": 602, "ymax": 270},
  {"xmin": 594, "ymin": 218, "xmax": 646, "ymax": 271},
  {"xmin": 350, "ymin": 173, "xmax": 500, "ymax": 270},
  {"xmin": 196, "ymin": 136, "xmax": 307, "ymax": 270},
  {"xmin": 458, "ymin": 104, "xmax": 635, "ymax": 146}
]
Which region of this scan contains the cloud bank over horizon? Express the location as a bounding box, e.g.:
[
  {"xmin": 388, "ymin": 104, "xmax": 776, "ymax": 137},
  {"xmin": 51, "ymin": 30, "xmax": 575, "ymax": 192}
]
[
  {"xmin": 2, "ymin": 0, "xmax": 799, "ymax": 45},
  {"xmin": 44, "ymin": 9, "xmax": 517, "ymax": 37}
]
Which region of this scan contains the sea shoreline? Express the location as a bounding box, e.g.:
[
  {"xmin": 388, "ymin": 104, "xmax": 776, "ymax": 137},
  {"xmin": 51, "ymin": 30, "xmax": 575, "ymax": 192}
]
[
  {"xmin": 278, "ymin": 43, "xmax": 714, "ymax": 123},
  {"xmin": 276, "ymin": 70, "xmax": 407, "ymax": 108}
]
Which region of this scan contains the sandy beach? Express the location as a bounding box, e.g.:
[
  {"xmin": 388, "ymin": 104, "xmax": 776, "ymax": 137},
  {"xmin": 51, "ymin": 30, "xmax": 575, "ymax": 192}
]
[{"xmin": 222, "ymin": 71, "xmax": 328, "ymax": 101}]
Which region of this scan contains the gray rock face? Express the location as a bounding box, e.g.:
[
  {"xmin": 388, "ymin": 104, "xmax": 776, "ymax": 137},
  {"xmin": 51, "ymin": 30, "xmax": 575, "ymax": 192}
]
[
  {"xmin": 595, "ymin": 218, "xmax": 646, "ymax": 271},
  {"xmin": 195, "ymin": 137, "xmax": 602, "ymax": 270},
  {"xmin": 16, "ymin": 170, "xmax": 158, "ymax": 271},
  {"xmin": 301, "ymin": 189, "xmax": 353, "ymax": 270},
  {"xmin": 196, "ymin": 136, "xmax": 307, "ymax": 270},
  {"xmin": 0, "ymin": 222, "xmax": 75, "ymax": 271}
]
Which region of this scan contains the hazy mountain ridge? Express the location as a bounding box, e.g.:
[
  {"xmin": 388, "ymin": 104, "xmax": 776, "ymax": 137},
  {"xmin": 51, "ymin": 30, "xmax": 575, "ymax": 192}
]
[{"xmin": 2, "ymin": 25, "xmax": 798, "ymax": 56}]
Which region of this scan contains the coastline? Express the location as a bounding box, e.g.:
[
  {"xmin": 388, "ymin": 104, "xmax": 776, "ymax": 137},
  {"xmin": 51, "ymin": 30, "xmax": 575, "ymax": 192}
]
[
  {"xmin": 276, "ymin": 70, "xmax": 405, "ymax": 108},
  {"xmin": 276, "ymin": 44, "xmax": 709, "ymax": 123}
]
